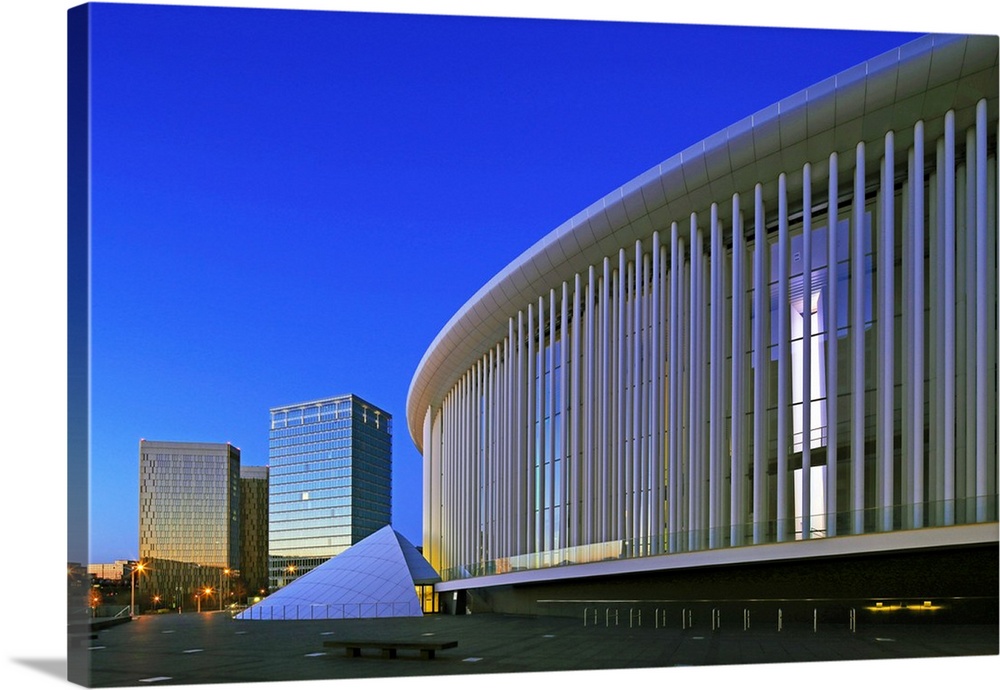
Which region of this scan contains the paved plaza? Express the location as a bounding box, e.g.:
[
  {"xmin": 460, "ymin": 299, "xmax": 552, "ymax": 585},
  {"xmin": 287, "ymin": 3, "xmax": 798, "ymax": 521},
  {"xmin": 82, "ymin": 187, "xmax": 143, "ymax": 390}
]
[{"xmin": 76, "ymin": 609, "xmax": 998, "ymax": 687}]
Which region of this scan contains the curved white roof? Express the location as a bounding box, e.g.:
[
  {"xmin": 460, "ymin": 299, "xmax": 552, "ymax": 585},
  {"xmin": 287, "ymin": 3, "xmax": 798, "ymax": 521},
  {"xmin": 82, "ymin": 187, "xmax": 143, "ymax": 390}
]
[{"xmin": 406, "ymin": 32, "xmax": 998, "ymax": 449}]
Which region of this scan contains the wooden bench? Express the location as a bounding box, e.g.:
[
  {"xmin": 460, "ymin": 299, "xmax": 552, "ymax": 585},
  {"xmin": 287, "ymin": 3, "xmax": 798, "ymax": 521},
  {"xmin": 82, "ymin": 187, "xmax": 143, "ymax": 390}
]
[{"xmin": 323, "ymin": 639, "xmax": 458, "ymax": 660}]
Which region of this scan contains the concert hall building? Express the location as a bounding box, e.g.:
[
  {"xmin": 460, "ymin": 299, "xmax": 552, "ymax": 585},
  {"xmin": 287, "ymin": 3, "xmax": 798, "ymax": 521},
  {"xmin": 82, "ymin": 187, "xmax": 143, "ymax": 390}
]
[{"xmin": 406, "ymin": 33, "xmax": 998, "ymax": 622}]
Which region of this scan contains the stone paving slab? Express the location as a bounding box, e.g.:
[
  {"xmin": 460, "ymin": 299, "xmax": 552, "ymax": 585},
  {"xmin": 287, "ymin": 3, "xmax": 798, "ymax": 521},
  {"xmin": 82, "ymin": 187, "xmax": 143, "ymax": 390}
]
[{"xmin": 82, "ymin": 610, "xmax": 998, "ymax": 687}]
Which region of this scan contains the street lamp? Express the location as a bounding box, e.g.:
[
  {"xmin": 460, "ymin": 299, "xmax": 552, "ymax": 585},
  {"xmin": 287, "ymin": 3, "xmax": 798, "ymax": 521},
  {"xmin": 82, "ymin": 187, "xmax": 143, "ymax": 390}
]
[
  {"xmin": 197, "ymin": 587, "xmax": 212, "ymax": 613},
  {"xmin": 130, "ymin": 562, "xmax": 146, "ymax": 618},
  {"xmin": 220, "ymin": 568, "xmax": 231, "ymax": 611}
]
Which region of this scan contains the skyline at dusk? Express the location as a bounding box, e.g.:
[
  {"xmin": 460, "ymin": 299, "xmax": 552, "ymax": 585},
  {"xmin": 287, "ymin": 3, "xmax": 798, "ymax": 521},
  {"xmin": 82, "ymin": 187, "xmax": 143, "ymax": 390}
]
[{"xmin": 83, "ymin": 4, "xmax": 922, "ymax": 564}]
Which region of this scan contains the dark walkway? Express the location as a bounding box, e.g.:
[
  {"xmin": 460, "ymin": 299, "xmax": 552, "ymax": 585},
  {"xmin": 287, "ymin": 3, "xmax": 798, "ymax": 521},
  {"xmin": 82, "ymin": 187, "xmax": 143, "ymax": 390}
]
[{"xmin": 81, "ymin": 610, "xmax": 997, "ymax": 687}]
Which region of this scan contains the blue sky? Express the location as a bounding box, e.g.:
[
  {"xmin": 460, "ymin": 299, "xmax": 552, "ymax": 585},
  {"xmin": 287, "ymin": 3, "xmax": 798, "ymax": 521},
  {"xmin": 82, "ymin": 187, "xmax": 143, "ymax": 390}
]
[{"xmin": 83, "ymin": 3, "xmax": 924, "ymax": 563}]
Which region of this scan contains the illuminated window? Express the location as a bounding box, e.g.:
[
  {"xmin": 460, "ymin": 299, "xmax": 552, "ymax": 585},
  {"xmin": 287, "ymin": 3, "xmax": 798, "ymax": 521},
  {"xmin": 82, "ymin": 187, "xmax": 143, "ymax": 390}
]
[{"xmin": 790, "ymin": 288, "xmax": 826, "ymax": 453}]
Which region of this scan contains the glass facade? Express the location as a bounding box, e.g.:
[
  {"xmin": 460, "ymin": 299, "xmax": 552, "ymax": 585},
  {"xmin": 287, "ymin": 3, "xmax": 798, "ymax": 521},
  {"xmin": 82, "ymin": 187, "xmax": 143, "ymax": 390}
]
[
  {"xmin": 137, "ymin": 440, "xmax": 241, "ymax": 609},
  {"xmin": 268, "ymin": 394, "xmax": 392, "ymax": 588},
  {"xmin": 239, "ymin": 465, "xmax": 269, "ymax": 598}
]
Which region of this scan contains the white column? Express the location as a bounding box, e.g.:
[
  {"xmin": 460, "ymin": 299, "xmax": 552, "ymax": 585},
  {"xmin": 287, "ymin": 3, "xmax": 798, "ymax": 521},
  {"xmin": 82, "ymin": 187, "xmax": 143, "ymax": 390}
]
[
  {"xmin": 852, "ymin": 142, "xmax": 866, "ymax": 535},
  {"xmin": 449, "ymin": 384, "xmax": 456, "ymax": 568},
  {"xmin": 650, "ymin": 232, "xmax": 662, "ymax": 553},
  {"xmin": 689, "ymin": 215, "xmax": 703, "ymax": 550},
  {"xmin": 826, "ymin": 153, "xmax": 839, "ymax": 537},
  {"xmin": 975, "ymin": 98, "xmax": 988, "ymax": 522},
  {"xmin": 901, "ymin": 156, "xmax": 910, "ymax": 530},
  {"xmin": 449, "ymin": 383, "xmax": 457, "ymax": 568},
  {"xmin": 560, "ymin": 281, "xmax": 570, "ymax": 550},
  {"xmin": 583, "ymin": 265, "xmax": 598, "ymax": 544},
  {"xmin": 422, "ymin": 406, "xmax": 436, "ymax": 570},
  {"xmin": 504, "ymin": 337, "xmax": 511, "ymax": 558},
  {"xmin": 601, "ymin": 257, "xmax": 611, "ymax": 543},
  {"xmin": 473, "ymin": 360, "xmax": 482, "ymax": 564},
  {"xmin": 962, "ymin": 126, "xmax": 975, "ymax": 522},
  {"xmin": 537, "ymin": 296, "xmax": 547, "ymax": 552},
  {"xmin": 459, "ymin": 373, "xmax": 468, "ymax": 566},
  {"xmin": 931, "ymin": 139, "xmax": 945, "ymax": 525},
  {"xmin": 679, "ymin": 237, "xmax": 689, "ymax": 546},
  {"xmin": 452, "ymin": 377, "xmax": 461, "ymax": 567},
  {"xmin": 569, "ymin": 273, "xmax": 584, "ymax": 546},
  {"xmin": 801, "ymin": 163, "xmax": 813, "ymax": 540},
  {"xmin": 526, "ymin": 302, "xmax": 536, "ymax": 554},
  {"xmin": 944, "ymin": 111, "xmax": 956, "ymax": 526},
  {"xmin": 486, "ymin": 350, "xmax": 494, "ymax": 559},
  {"xmin": 624, "ymin": 257, "xmax": 635, "ymax": 549},
  {"xmin": 640, "ymin": 248, "xmax": 651, "ymax": 553},
  {"xmin": 654, "ymin": 233, "xmax": 665, "ymax": 554},
  {"xmin": 585, "ymin": 266, "xmax": 596, "ymax": 544},
  {"xmin": 617, "ymin": 249, "xmax": 627, "ymax": 542},
  {"xmin": 441, "ymin": 395, "xmax": 450, "ymax": 571},
  {"xmin": 548, "ymin": 288, "xmax": 557, "ymax": 550},
  {"xmin": 752, "ymin": 185, "xmax": 767, "ymax": 544},
  {"xmin": 880, "ymin": 132, "xmax": 895, "ymax": 534},
  {"xmin": 668, "ymin": 224, "xmax": 680, "ymax": 552},
  {"xmin": 911, "ymin": 121, "xmax": 925, "ymax": 529},
  {"xmin": 777, "ymin": 173, "xmax": 790, "ymax": 542},
  {"xmin": 709, "ymin": 203, "xmax": 723, "ymax": 548},
  {"xmin": 633, "ymin": 241, "xmax": 644, "ymax": 552},
  {"xmin": 730, "ymin": 195, "xmax": 745, "ymax": 547}
]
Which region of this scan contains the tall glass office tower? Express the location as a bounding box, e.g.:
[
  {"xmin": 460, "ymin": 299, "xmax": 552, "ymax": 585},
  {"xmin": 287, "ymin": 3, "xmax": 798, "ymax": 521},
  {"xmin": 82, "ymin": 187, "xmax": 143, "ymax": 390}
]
[
  {"xmin": 138, "ymin": 440, "xmax": 241, "ymax": 610},
  {"xmin": 239, "ymin": 465, "xmax": 269, "ymax": 597},
  {"xmin": 268, "ymin": 394, "xmax": 392, "ymax": 588}
]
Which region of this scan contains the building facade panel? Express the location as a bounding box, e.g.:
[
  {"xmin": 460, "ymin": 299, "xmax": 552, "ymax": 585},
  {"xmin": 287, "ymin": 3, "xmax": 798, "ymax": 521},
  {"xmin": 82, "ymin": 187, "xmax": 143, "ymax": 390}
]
[{"xmin": 407, "ymin": 34, "xmax": 999, "ymax": 590}]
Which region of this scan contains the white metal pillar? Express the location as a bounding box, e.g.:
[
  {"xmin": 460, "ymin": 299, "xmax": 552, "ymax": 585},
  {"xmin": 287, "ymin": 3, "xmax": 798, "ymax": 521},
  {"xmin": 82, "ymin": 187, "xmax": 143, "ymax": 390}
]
[
  {"xmin": 852, "ymin": 142, "xmax": 866, "ymax": 535},
  {"xmin": 617, "ymin": 249, "xmax": 628, "ymax": 543},
  {"xmin": 975, "ymin": 98, "xmax": 989, "ymax": 521},
  {"xmin": 633, "ymin": 240, "xmax": 644, "ymax": 552},
  {"xmin": 880, "ymin": 131, "xmax": 895, "ymax": 534},
  {"xmin": 911, "ymin": 121, "xmax": 925, "ymax": 529},
  {"xmin": 669, "ymin": 223, "xmax": 681, "ymax": 552},
  {"xmin": 585, "ymin": 266, "xmax": 596, "ymax": 544},
  {"xmin": 801, "ymin": 163, "xmax": 813, "ymax": 540},
  {"xmin": 730, "ymin": 194, "xmax": 745, "ymax": 547},
  {"xmin": 689, "ymin": 215, "xmax": 703, "ymax": 550},
  {"xmin": 651, "ymin": 230, "xmax": 663, "ymax": 554},
  {"xmin": 777, "ymin": 173, "xmax": 790, "ymax": 542},
  {"xmin": 709, "ymin": 204, "xmax": 723, "ymax": 548},
  {"xmin": 944, "ymin": 111, "xmax": 956, "ymax": 526},
  {"xmin": 570, "ymin": 278, "xmax": 581, "ymax": 546},
  {"xmin": 826, "ymin": 152, "xmax": 839, "ymax": 537},
  {"xmin": 600, "ymin": 258, "xmax": 611, "ymax": 543},
  {"xmin": 752, "ymin": 185, "xmax": 767, "ymax": 544}
]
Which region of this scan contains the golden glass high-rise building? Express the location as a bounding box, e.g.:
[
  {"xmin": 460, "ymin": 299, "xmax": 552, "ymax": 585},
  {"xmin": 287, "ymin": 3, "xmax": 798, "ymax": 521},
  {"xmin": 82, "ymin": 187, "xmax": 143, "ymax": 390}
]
[{"xmin": 138, "ymin": 440, "xmax": 241, "ymax": 611}]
